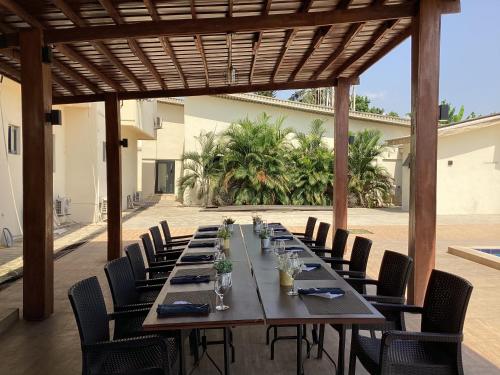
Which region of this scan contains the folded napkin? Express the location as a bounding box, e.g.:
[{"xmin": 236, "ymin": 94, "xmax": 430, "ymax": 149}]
[
  {"xmin": 157, "ymin": 303, "xmax": 210, "ymax": 318},
  {"xmin": 180, "ymin": 254, "xmax": 214, "ymax": 263},
  {"xmin": 268, "ymin": 222, "xmax": 282, "ymax": 226},
  {"xmin": 273, "ymin": 228, "xmax": 288, "ymax": 232},
  {"xmin": 271, "ymin": 235, "xmax": 293, "ymax": 241},
  {"xmin": 188, "ymin": 241, "xmax": 216, "ymax": 248},
  {"xmin": 285, "ymin": 246, "xmax": 305, "ymax": 252},
  {"xmin": 198, "ymin": 226, "xmax": 220, "ymax": 232},
  {"xmin": 194, "ymin": 233, "xmax": 217, "ymax": 239},
  {"xmin": 303, "ymin": 263, "xmax": 321, "ymax": 271},
  {"xmin": 170, "ymin": 275, "xmax": 210, "ymax": 284},
  {"xmin": 298, "ymin": 287, "xmax": 345, "ymax": 299}
]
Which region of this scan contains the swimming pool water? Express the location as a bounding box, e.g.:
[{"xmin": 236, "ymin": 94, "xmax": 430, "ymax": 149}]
[{"xmin": 475, "ymin": 248, "xmax": 500, "ymax": 257}]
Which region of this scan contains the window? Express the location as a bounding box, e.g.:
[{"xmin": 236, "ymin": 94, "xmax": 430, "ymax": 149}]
[{"xmin": 8, "ymin": 125, "xmax": 20, "ymax": 154}]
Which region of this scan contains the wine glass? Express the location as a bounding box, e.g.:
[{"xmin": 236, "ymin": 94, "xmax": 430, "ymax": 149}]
[
  {"xmin": 286, "ymin": 253, "xmax": 303, "ymax": 296},
  {"xmin": 214, "ymin": 273, "xmax": 232, "ymax": 311}
]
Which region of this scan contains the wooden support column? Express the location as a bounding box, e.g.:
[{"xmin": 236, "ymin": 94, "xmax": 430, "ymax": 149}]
[
  {"xmin": 334, "ymin": 78, "xmax": 350, "ymax": 231},
  {"xmin": 20, "ymin": 29, "xmax": 54, "ymax": 320},
  {"xmin": 105, "ymin": 93, "xmax": 122, "ymax": 260},
  {"xmin": 408, "ymin": 0, "xmax": 442, "ymax": 305}
]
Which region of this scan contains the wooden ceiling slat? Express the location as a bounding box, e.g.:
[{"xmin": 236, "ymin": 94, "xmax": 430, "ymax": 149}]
[
  {"xmin": 191, "ymin": 1, "xmax": 209, "ymax": 86},
  {"xmin": 51, "ymin": 0, "xmax": 146, "ymax": 91},
  {"xmin": 250, "ymin": 0, "xmax": 272, "ymax": 83}
]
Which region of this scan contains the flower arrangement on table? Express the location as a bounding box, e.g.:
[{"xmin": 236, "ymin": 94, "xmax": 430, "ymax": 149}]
[
  {"xmin": 259, "ymin": 228, "xmax": 271, "ymax": 249},
  {"xmin": 217, "ymin": 227, "xmax": 231, "ymax": 250},
  {"xmin": 223, "ymin": 217, "xmax": 236, "ymax": 232}
]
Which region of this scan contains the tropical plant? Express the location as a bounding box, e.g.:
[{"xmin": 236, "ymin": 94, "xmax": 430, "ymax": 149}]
[
  {"xmin": 214, "ymin": 259, "xmax": 233, "ymax": 274},
  {"xmin": 347, "ymin": 129, "xmax": 393, "ymax": 208},
  {"xmin": 253, "ymin": 90, "xmax": 277, "ymax": 98},
  {"xmin": 353, "ymin": 95, "xmax": 384, "ymax": 114},
  {"xmin": 289, "ymin": 119, "xmax": 333, "ymax": 205},
  {"xmin": 223, "ymin": 217, "xmax": 235, "ymax": 225},
  {"xmin": 220, "ymin": 113, "xmax": 293, "ymax": 205},
  {"xmin": 177, "ymin": 131, "xmax": 223, "ymax": 207}
]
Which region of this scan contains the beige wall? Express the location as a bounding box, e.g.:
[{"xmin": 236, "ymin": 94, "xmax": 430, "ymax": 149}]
[{"xmin": 400, "ymin": 123, "xmax": 500, "ymax": 214}]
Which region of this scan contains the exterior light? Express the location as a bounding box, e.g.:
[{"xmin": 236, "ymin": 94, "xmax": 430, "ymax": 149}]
[
  {"xmin": 119, "ymin": 138, "xmax": 128, "ymax": 148},
  {"xmin": 45, "ymin": 109, "xmax": 62, "ymax": 125},
  {"xmin": 439, "ymin": 103, "xmax": 450, "ymax": 121},
  {"xmin": 225, "ymin": 33, "xmax": 237, "ymax": 85}
]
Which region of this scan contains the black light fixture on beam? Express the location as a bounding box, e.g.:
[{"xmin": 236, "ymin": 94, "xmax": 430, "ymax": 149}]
[
  {"xmin": 439, "ymin": 103, "xmax": 450, "ymax": 121},
  {"xmin": 348, "ymin": 135, "xmax": 355, "ymax": 145},
  {"xmin": 45, "ymin": 109, "xmax": 62, "ymax": 125},
  {"xmin": 119, "ymin": 138, "xmax": 128, "ymax": 148}
]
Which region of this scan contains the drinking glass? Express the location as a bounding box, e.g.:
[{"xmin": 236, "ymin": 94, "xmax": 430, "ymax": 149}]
[
  {"xmin": 214, "ymin": 273, "xmax": 232, "ymax": 311},
  {"xmin": 286, "ymin": 254, "xmax": 303, "ymax": 296}
]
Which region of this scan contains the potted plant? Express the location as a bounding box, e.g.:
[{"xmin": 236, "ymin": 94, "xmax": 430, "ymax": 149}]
[
  {"xmin": 214, "ymin": 259, "xmax": 233, "ymax": 275},
  {"xmin": 223, "ymin": 217, "xmax": 236, "ymax": 232},
  {"xmin": 217, "ymin": 227, "xmax": 231, "ymax": 251},
  {"xmin": 253, "ymin": 215, "xmax": 263, "ymax": 233},
  {"xmin": 259, "ymin": 228, "xmax": 271, "ymax": 250},
  {"xmin": 276, "ymin": 253, "xmax": 293, "ymax": 287}
]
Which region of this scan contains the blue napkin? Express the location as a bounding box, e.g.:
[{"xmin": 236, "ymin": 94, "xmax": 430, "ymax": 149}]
[
  {"xmin": 303, "ymin": 263, "xmax": 321, "ymax": 270},
  {"xmin": 180, "ymin": 254, "xmax": 214, "ymax": 262},
  {"xmin": 273, "ymin": 228, "xmax": 288, "ymax": 232},
  {"xmin": 268, "ymin": 222, "xmax": 282, "ymax": 226},
  {"xmin": 198, "ymin": 226, "xmax": 220, "ymax": 232},
  {"xmin": 188, "ymin": 241, "xmax": 216, "ymax": 248},
  {"xmin": 272, "ymin": 235, "xmax": 293, "ymax": 241},
  {"xmin": 298, "ymin": 288, "xmax": 345, "ymax": 299},
  {"xmin": 285, "ymin": 246, "xmax": 304, "ymax": 251},
  {"xmin": 157, "ymin": 303, "xmax": 210, "ymax": 317},
  {"xmin": 194, "ymin": 233, "xmax": 217, "ymax": 239},
  {"xmin": 170, "ymin": 275, "xmax": 210, "ymax": 284}
]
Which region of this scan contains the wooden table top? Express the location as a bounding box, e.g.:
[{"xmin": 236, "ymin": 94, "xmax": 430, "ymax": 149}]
[{"xmin": 143, "ymin": 224, "xmax": 384, "ymax": 332}]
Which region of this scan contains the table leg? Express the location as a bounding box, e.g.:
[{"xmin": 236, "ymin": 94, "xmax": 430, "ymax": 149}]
[
  {"xmin": 317, "ymin": 324, "xmax": 325, "ymax": 359},
  {"xmin": 296, "ymin": 325, "xmax": 303, "ymax": 375},
  {"xmin": 223, "ymin": 327, "xmax": 231, "ymax": 375},
  {"xmin": 178, "ymin": 330, "xmax": 187, "ymax": 375}
]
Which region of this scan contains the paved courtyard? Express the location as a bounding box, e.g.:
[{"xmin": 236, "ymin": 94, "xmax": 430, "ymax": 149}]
[{"xmin": 0, "ymin": 200, "xmax": 499, "ymax": 374}]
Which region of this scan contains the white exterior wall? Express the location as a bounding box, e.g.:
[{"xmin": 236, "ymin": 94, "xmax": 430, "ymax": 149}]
[{"xmin": 400, "ymin": 123, "xmax": 500, "ymax": 214}]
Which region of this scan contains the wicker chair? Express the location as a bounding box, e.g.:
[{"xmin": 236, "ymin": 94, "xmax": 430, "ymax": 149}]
[
  {"xmin": 349, "ymin": 269, "xmax": 473, "ymax": 375},
  {"xmin": 68, "ymin": 276, "xmax": 178, "ymax": 375},
  {"xmin": 104, "ymin": 257, "xmax": 162, "ymax": 311},
  {"xmin": 291, "ymin": 216, "xmax": 317, "ymax": 241},
  {"xmin": 125, "ymin": 243, "xmax": 170, "ymax": 285},
  {"xmin": 160, "ymin": 220, "xmax": 192, "ymax": 247},
  {"xmin": 140, "ymin": 233, "xmax": 177, "ymax": 270},
  {"xmin": 301, "ymin": 221, "xmax": 331, "ymax": 249},
  {"xmin": 313, "ymin": 236, "xmax": 373, "ymax": 368},
  {"xmin": 310, "ymin": 228, "xmax": 349, "ymax": 261},
  {"xmin": 150, "ymin": 225, "xmax": 184, "ymax": 261}
]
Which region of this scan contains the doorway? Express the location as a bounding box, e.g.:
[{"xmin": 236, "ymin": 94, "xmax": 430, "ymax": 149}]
[{"xmin": 155, "ymin": 160, "xmax": 175, "ymax": 194}]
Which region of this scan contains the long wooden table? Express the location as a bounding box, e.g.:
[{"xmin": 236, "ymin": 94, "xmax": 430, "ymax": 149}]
[{"xmin": 143, "ymin": 224, "xmax": 384, "ymax": 375}]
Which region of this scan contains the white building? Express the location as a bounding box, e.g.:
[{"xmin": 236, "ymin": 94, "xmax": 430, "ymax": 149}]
[
  {"xmin": 0, "ymin": 78, "xmax": 156, "ymax": 237},
  {"xmin": 140, "ymin": 93, "xmax": 412, "ymax": 203},
  {"xmin": 389, "ymin": 114, "xmax": 500, "ymax": 215}
]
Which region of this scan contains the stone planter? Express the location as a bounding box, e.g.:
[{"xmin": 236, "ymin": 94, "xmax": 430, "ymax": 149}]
[
  {"xmin": 279, "ymin": 270, "xmax": 293, "ymax": 287},
  {"xmin": 223, "ymin": 238, "xmax": 230, "ymax": 251},
  {"xmin": 227, "ymin": 224, "xmax": 234, "ymax": 233}
]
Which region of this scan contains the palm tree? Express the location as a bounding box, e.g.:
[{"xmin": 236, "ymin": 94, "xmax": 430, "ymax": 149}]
[
  {"xmin": 221, "ymin": 113, "xmax": 293, "ymax": 205},
  {"xmin": 347, "ymin": 129, "xmax": 393, "ymax": 208},
  {"xmin": 177, "ymin": 131, "xmax": 223, "ymax": 207},
  {"xmin": 290, "ymin": 119, "xmax": 333, "ymax": 205}
]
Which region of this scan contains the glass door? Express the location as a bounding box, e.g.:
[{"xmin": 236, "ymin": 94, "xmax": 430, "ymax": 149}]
[{"xmin": 155, "ymin": 160, "xmax": 175, "ymax": 194}]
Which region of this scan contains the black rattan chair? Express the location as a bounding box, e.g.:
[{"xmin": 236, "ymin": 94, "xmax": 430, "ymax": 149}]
[
  {"xmin": 160, "ymin": 220, "xmax": 192, "ymax": 247},
  {"xmin": 310, "ymin": 228, "xmax": 349, "ymax": 261},
  {"xmin": 301, "ymin": 221, "xmax": 330, "ymax": 249},
  {"xmin": 349, "ymin": 269, "xmax": 473, "ymax": 375},
  {"xmin": 292, "ymin": 216, "xmax": 317, "ymax": 241},
  {"xmin": 125, "ymin": 243, "xmax": 170, "ymax": 285},
  {"xmin": 140, "ymin": 233, "xmax": 177, "ymax": 270},
  {"xmin": 104, "ymin": 257, "xmax": 162, "ymax": 311},
  {"xmin": 68, "ymin": 276, "xmax": 178, "ymax": 375},
  {"xmin": 150, "ymin": 225, "xmax": 184, "ymax": 261}
]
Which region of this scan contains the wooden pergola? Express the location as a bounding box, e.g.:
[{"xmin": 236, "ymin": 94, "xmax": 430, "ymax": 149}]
[{"xmin": 0, "ymin": 0, "xmax": 460, "ymax": 320}]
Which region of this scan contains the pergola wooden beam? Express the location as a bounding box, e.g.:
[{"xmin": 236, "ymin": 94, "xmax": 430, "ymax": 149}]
[
  {"xmin": 98, "ymin": 0, "xmax": 166, "ymax": 90},
  {"xmin": 51, "ymin": 0, "xmax": 145, "ymax": 91},
  {"xmin": 34, "ymin": 3, "xmax": 417, "ymax": 46},
  {"xmin": 271, "ymin": 0, "xmax": 314, "ymax": 81},
  {"xmin": 143, "ymin": 0, "xmax": 187, "ymax": 88},
  {"xmin": 190, "ymin": 1, "xmax": 209, "ymax": 86},
  {"xmin": 0, "ymin": 0, "xmax": 44, "ymax": 29},
  {"xmin": 52, "ymin": 58, "xmax": 101, "ymax": 94},
  {"xmin": 250, "ymin": 0, "xmax": 272, "ymax": 83},
  {"xmin": 53, "ymin": 76, "xmax": 356, "ymax": 105}
]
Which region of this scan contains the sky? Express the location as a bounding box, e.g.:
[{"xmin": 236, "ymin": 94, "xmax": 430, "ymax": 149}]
[{"xmin": 276, "ymin": 0, "xmax": 500, "ymax": 117}]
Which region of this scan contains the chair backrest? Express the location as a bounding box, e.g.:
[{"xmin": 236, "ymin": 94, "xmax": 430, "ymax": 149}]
[
  {"xmin": 104, "ymin": 257, "xmax": 139, "ymax": 308},
  {"xmin": 349, "ymin": 236, "xmax": 372, "ymax": 273},
  {"xmin": 140, "ymin": 233, "xmax": 156, "ymax": 266},
  {"xmin": 125, "ymin": 243, "xmax": 147, "ymax": 282},
  {"xmin": 377, "ymin": 250, "xmax": 413, "ymax": 298},
  {"xmin": 421, "ymin": 270, "xmax": 473, "ymax": 334},
  {"xmin": 304, "ymin": 217, "xmax": 317, "ymax": 240},
  {"xmin": 331, "ymin": 228, "xmax": 349, "ymax": 258},
  {"xmin": 160, "ymin": 220, "xmax": 172, "ymax": 242},
  {"xmin": 68, "ymin": 276, "xmax": 109, "ymax": 345},
  {"xmin": 150, "ymin": 226, "xmax": 165, "ymax": 252},
  {"xmin": 314, "ymin": 222, "xmax": 330, "ymax": 247}
]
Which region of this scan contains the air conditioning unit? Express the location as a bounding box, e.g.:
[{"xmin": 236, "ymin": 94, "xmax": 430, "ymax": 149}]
[
  {"xmin": 100, "ymin": 198, "xmax": 108, "ymax": 215},
  {"xmin": 55, "ymin": 197, "xmax": 71, "ymax": 216},
  {"xmin": 153, "ymin": 116, "xmax": 162, "ymax": 129}
]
